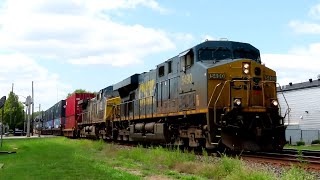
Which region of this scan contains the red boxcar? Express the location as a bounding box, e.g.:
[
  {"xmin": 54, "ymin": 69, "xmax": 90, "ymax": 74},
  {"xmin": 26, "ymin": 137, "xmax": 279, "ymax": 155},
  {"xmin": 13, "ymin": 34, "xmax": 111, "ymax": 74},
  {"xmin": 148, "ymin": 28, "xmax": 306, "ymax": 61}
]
[{"xmin": 63, "ymin": 93, "xmax": 95, "ymax": 137}]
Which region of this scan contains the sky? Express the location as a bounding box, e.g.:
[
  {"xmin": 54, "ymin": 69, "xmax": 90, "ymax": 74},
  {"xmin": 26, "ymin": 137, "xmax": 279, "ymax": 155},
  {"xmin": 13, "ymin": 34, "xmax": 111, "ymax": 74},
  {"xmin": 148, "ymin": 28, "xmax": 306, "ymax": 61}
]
[{"xmin": 1, "ymin": 0, "xmax": 320, "ymax": 110}]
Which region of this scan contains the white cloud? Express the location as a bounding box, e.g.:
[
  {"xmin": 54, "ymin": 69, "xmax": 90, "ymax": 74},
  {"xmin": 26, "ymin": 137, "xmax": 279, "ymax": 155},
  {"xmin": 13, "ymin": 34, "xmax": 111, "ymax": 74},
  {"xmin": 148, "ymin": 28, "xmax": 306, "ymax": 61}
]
[
  {"xmin": 262, "ymin": 43, "xmax": 320, "ymax": 85},
  {"xmin": 0, "ymin": 54, "xmax": 71, "ymax": 110},
  {"xmin": 201, "ymin": 35, "xmax": 219, "ymax": 42},
  {"xmin": 0, "ymin": 0, "xmax": 195, "ymax": 110},
  {"xmin": 289, "ymin": 3, "xmax": 320, "ymax": 34},
  {"xmin": 284, "ymin": 4, "xmax": 320, "ymax": 83},
  {"xmin": 0, "ymin": 0, "xmax": 176, "ymax": 66},
  {"xmin": 289, "ymin": 20, "xmax": 320, "ymax": 34},
  {"xmin": 82, "ymin": 0, "xmax": 169, "ymax": 14},
  {"xmin": 309, "ymin": 4, "xmax": 320, "ymax": 20}
]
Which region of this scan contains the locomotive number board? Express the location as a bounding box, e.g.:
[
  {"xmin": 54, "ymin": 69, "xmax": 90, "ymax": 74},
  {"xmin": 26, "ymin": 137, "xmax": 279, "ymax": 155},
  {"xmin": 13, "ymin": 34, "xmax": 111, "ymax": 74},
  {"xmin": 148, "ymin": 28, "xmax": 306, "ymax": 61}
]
[
  {"xmin": 264, "ymin": 75, "xmax": 277, "ymax": 82},
  {"xmin": 208, "ymin": 73, "xmax": 226, "ymax": 80}
]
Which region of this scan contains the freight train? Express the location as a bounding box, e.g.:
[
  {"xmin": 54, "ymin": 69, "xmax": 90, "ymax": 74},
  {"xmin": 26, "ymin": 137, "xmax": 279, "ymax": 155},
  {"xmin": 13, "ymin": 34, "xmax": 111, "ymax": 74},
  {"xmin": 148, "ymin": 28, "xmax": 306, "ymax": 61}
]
[{"xmin": 37, "ymin": 40, "xmax": 288, "ymax": 152}]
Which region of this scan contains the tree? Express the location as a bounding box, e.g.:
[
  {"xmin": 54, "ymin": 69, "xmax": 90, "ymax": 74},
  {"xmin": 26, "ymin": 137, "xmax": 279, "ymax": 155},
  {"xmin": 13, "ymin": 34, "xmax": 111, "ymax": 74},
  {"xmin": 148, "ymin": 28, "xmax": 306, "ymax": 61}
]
[
  {"xmin": 0, "ymin": 92, "xmax": 25, "ymax": 130},
  {"xmin": 32, "ymin": 111, "xmax": 42, "ymax": 118},
  {"xmin": 66, "ymin": 89, "xmax": 93, "ymax": 98}
]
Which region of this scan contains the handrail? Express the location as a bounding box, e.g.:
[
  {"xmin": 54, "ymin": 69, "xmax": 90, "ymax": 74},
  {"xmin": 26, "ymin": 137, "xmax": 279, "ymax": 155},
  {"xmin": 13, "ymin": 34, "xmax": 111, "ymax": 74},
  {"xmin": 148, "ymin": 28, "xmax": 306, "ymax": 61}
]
[
  {"xmin": 259, "ymin": 81, "xmax": 290, "ymax": 122},
  {"xmin": 212, "ymin": 79, "xmax": 250, "ymax": 125},
  {"xmin": 260, "ymin": 80, "xmax": 277, "ymax": 107},
  {"xmin": 210, "ymin": 79, "xmax": 290, "ymax": 127},
  {"xmin": 276, "ymin": 83, "xmax": 291, "ymax": 123},
  {"xmin": 207, "ymin": 82, "xmax": 222, "ymax": 107},
  {"xmin": 213, "ymin": 81, "xmax": 229, "ymax": 125}
]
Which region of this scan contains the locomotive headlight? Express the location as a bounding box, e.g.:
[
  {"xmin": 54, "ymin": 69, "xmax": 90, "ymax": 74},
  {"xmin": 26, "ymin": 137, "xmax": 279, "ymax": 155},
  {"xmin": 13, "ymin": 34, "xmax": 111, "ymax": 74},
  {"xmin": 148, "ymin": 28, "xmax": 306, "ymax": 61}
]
[
  {"xmin": 243, "ymin": 63, "xmax": 250, "ymax": 69},
  {"xmin": 243, "ymin": 63, "xmax": 250, "ymax": 74},
  {"xmin": 234, "ymin": 98, "xmax": 242, "ymax": 106},
  {"xmin": 271, "ymin": 100, "xmax": 279, "ymax": 106}
]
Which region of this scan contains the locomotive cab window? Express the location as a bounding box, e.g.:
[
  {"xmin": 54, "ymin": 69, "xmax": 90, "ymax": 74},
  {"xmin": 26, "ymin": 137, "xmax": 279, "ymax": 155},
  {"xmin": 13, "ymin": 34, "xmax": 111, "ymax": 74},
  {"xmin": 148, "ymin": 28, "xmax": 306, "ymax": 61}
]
[
  {"xmin": 179, "ymin": 49, "xmax": 194, "ymax": 72},
  {"xmin": 168, "ymin": 61, "xmax": 172, "ymax": 74},
  {"xmin": 186, "ymin": 54, "xmax": 194, "ymax": 67},
  {"xmin": 158, "ymin": 66, "xmax": 165, "ymax": 77},
  {"xmin": 233, "ymin": 48, "xmax": 260, "ymax": 62},
  {"xmin": 198, "ymin": 47, "xmax": 231, "ymax": 61}
]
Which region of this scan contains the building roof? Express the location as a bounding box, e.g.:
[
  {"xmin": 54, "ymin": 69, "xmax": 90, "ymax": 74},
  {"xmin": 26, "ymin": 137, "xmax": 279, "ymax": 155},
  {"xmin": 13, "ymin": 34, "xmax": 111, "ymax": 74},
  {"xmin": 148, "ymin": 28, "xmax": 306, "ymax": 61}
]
[{"xmin": 277, "ymin": 79, "xmax": 320, "ymax": 92}]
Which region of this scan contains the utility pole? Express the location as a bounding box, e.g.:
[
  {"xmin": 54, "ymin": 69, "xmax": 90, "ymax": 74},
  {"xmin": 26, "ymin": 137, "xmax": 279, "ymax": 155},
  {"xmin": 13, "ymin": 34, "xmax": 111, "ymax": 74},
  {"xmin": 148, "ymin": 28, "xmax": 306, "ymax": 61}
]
[
  {"xmin": 26, "ymin": 96, "xmax": 32, "ymax": 137},
  {"xmin": 0, "ymin": 96, "xmax": 6, "ymax": 147},
  {"xmin": 32, "ymin": 81, "xmax": 34, "ymax": 136},
  {"xmin": 38, "ymin": 104, "xmax": 41, "ymax": 137},
  {"xmin": 1, "ymin": 107, "xmax": 3, "ymax": 147},
  {"xmin": 11, "ymin": 83, "xmax": 13, "ymax": 132},
  {"xmin": 24, "ymin": 106, "xmax": 27, "ymax": 135}
]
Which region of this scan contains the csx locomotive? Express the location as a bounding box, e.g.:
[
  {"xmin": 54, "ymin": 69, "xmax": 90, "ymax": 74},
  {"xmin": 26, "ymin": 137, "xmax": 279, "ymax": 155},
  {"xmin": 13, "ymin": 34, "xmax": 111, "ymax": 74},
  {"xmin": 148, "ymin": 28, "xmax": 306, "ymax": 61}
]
[{"xmin": 42, "ymin": 40, "xmax": 287, "ymax": 152}]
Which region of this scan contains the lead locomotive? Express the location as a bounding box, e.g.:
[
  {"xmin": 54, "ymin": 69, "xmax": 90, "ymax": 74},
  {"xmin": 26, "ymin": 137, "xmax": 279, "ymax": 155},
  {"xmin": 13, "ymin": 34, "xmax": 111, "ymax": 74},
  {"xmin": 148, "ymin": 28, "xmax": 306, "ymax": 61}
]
[{"xmin": 47, "ymin": 40, "xmax": 288, "ymax": 152}]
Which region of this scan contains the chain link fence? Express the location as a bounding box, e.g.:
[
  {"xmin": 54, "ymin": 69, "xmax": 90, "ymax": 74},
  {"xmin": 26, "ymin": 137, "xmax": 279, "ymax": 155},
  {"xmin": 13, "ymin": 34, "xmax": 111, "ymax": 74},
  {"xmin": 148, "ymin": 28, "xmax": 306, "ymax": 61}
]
[{"xmin": 286, "ymin": 128, "xmax": 320, "ymax": 145}]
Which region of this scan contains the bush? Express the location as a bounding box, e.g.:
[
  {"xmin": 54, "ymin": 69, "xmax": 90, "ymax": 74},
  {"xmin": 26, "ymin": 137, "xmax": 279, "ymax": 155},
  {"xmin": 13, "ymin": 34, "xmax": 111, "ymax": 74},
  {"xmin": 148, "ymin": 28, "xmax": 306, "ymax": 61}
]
[
  {"xmin": 296, "ymin": 141, "xmax": 305, "ymax": 146},
  {"xmin": 311, "ymin": 139, "xmax": 320, "ymax": 144}
]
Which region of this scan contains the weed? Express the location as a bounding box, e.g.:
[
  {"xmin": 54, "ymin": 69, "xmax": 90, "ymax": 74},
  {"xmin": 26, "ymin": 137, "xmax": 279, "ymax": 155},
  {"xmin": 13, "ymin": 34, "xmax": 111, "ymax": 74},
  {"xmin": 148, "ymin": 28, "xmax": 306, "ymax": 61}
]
[
  {"xmin": 201, "ymin": 148, "xmax": 209, "ymax": 163},
  {"xmin": 281, "ymin": 166, "xmax": 315, "ymax": 180},
  {"xmin": 225, "ymin": 170, "xmax": 275, "ymax": 180},
  {"xmin": 220, "ymin": 155, "xmax": 242, "ymax": 174},
  {"xmin": 297, "ymin": 148, "xmax": 304, "ymax": 164},
  {"xmin": 93, "ymin": 139, "xmax": 105, "ymax": 151}
]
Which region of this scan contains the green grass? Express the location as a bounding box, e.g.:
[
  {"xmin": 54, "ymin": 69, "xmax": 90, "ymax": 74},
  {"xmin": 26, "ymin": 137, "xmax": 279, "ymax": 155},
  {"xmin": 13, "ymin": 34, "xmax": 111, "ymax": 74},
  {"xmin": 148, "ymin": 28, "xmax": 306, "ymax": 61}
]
[
  {"xmin": 172, "ymin": 155, "xmax": 276, "ymax": 180},
  {"xmin": 116, "ymin": 145, "xmax": 196, "ymax": 169},
  {"xmin": 285, "ymin": 144, "xmax": 320, "ymax": 150},
  {"xmin": 281, "ymin": 166, "xmax": 315, "ymax": 180},
  {"xmin": 0, "ymin": 138, "xmax": 140, "ymax": 180},
  {"xmin": 0, "ymin": 138, "xmax": 316, "ymax": 180}
]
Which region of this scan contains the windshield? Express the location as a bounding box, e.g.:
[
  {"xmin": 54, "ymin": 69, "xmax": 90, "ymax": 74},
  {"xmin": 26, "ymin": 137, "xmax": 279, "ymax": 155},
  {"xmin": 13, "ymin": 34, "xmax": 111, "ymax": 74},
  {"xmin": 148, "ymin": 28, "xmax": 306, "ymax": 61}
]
[
  {"xmin": 198, "ymin": 47, "xmax": 261, "ymax": 62},
  {"xmin": 198, "ymin": 48, "xmax": 232, "ymax": 61},
  {"xmin": 233, "ymin": 48, "xmax": 260, "ymax": 61}
]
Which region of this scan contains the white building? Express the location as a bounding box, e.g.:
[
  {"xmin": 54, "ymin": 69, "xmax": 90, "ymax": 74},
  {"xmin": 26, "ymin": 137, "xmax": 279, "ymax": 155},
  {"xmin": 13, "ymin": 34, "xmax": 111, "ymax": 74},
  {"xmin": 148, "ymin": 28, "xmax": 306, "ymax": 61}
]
[{"xmin": 277, "ymin": 79, "xmax": 320, "ymax": 144}]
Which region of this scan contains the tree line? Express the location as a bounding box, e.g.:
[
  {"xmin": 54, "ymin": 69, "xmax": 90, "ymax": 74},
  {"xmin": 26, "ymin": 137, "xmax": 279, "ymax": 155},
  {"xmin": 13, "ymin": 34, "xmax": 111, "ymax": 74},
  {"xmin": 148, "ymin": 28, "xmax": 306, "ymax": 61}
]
[
  {"xmin": 0, "ymin": 89, "xmax": 94, "ymax": 131},
  {"xmin": 0, "ymin": 92, "xmax": 25, "ymax": 130}
]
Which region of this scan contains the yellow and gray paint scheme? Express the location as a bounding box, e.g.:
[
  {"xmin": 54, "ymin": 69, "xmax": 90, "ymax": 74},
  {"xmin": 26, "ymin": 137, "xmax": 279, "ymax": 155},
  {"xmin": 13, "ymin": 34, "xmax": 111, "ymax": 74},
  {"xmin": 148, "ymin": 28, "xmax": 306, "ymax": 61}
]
[{"xmin": 80, "ymin": 40, "xmax": 287, "ymax": 151}]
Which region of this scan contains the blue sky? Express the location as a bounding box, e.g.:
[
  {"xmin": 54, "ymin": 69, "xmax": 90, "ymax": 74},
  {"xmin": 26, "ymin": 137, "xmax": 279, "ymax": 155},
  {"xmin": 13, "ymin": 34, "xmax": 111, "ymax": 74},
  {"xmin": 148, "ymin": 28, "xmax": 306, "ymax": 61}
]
[{"xmin": 1, "ymin": 0, "xmax": 320, "ymax": 109}]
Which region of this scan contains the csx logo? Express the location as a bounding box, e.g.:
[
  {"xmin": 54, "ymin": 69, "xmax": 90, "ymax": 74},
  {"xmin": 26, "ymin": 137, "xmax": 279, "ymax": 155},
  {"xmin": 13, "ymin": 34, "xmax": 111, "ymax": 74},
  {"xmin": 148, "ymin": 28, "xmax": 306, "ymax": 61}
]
[{"xmin": 181, "ymin": 74, "xmax": 192, "ymax": 85}]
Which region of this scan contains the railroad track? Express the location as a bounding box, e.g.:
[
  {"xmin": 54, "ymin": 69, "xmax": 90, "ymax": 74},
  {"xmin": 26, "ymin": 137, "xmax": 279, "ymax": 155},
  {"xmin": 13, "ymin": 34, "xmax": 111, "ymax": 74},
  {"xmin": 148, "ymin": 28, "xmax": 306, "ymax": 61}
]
[
  {"xmin": 240, "ymin": 149, "xmax": 320, "ymax": 170},
  {"xmin": 282, "ymin": 148, "xmax": 320, "ymax": 157}
]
